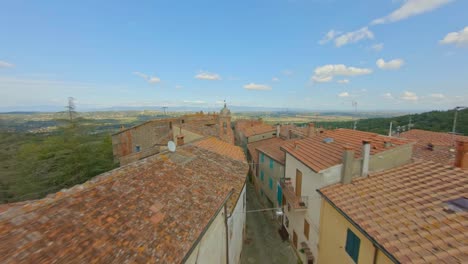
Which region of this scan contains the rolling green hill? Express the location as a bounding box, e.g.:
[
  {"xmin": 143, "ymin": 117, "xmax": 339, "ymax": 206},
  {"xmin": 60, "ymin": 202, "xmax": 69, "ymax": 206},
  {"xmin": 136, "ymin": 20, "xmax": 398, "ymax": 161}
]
[{"xmin": 309, "ymin": 108, "xmax": 468, "ymax": 136}]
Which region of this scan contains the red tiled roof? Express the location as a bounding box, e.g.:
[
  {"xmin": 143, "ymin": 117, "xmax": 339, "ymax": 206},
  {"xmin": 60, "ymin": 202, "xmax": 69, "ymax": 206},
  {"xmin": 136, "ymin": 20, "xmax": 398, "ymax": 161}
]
[
  {"xmin": 319, "ymin": 160, "xmax": 468, "ymax": 263},
  {"xmin": 193, "ymin": 137, "xmax": 246, "ymax": 162},
  {"xmin": 0, "ymin": 143, "xmax": 248, "ymax": 263},
  {"xmin": 247, "ymin": 137, "xmax": 284, "ymax": 164},
  {"xmin": 281, "ymin": 129, "xmax": 412, "ymax": 172},
  {"xmin": 256, "ymin": 138, "xmax": 287, "ymax": 164},
  {"xmin": 400, "ymin": 129, "xmax": 468, "ymax": 166},
  {"xmin": 240, "ymin": 123, "xmax": 276, "ymax": 137}
]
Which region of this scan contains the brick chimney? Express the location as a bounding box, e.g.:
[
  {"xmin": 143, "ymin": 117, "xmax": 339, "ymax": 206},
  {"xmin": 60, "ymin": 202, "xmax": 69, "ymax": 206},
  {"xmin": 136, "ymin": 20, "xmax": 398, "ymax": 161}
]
[
  {"xmin": 341, "ymin": 145, "xmax": 355, "ymax": 184},
  {"xmin": 176, "ymin": 135, "xmax": 185, "ymax": 146},
  {"xmin": 307, "ymin": 123, "xmax": 315, "ymax": 137},
  {"xmin": 361, "ymin": 140, "xmax": 371, "ymax": 177},
  {"xmin": 455, "ymin": 140, "xmax": 468, "ymax": 169}
]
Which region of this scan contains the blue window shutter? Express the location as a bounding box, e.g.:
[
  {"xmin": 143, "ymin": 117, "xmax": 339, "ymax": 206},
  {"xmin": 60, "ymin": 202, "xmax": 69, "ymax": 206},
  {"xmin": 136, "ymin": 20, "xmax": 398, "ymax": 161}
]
[
  {"xmin": 261, "ymin": 153, "xmax": 264, "ymax": 163},
  {"xmin": 260, "ymin": 171, "xmax": 264, "ymax": 181},
  {"xmin": 269, "ymin": 177, "xmax": 273, "ymax": 189},
  {"xmin": 270, "ymin": 159, "xmax": 274, "ymax": 169},
  {"xmin": 277, "ymin": 184, "xmax": 282, "ymax": 205},
  {"xmin": 345, "ymin": 229, "xmax": 360, "ymax": 263}
]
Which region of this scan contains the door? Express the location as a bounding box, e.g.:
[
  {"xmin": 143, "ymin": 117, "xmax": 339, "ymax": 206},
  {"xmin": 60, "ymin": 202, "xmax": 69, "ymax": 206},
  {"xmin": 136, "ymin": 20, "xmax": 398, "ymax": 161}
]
[
  {"xmin": 293, "ymin": 230, "xmax": 298, "ymax": 248},
  {"xmin": 296, "ymin": 169, "xmax": 302, "ymax": 196}
]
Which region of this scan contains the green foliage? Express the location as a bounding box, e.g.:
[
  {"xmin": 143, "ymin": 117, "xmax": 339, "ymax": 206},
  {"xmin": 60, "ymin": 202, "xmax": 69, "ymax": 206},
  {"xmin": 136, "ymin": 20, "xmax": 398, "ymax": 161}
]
[
  {"xmin": 0, "ymin": 119, "xmax": 116, "ymax": 203},
  {"xmin": 308, "ymin": 109, "xmax": 468, "ymax": 136}
]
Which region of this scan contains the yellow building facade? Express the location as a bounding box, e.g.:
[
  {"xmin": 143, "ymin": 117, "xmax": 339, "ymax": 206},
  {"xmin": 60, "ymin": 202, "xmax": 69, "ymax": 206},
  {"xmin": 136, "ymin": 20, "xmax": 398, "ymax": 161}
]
[{"xmin": 318, "ymin": 199, "xmax": 395, "ymax": 264}]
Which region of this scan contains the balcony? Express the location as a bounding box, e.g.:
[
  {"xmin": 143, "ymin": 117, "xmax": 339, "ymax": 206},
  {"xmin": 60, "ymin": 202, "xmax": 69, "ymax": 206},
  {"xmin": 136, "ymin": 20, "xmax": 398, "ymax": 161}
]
[{"xmin": 280, "ymin": 178, "xmax": 308, "ymax": 210}]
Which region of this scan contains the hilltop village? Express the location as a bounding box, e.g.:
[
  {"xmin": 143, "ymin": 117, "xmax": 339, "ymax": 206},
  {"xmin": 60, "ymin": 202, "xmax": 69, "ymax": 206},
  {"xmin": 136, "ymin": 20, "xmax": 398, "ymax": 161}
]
[{"xmin": 0, "ymin": 104, "xmax": 467, "ymax": 263}]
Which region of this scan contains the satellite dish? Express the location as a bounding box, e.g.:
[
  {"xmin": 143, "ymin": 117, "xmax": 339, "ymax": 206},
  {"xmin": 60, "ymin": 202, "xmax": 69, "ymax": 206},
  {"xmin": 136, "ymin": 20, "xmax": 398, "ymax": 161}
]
[{"xmin": 167, "ymin": 141, "xmax": 176, "ymax": 152}]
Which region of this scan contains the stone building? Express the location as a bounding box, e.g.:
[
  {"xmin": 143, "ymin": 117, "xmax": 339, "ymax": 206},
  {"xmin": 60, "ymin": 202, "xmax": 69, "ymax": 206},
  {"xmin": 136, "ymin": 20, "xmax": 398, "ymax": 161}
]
[{"xmin": 112, "ymin": 104, "xmax": 235, "ymax": 165}]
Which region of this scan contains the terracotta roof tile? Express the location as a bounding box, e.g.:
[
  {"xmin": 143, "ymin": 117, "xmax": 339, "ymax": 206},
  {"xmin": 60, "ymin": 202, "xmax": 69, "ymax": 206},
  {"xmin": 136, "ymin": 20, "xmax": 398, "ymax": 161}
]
[
  {"xmin": 0, "ymin": 143, "xmax": 248, "ymax": 263},
  {"xmin": 400, "ymin": 129, "xmax": 468, "ymax": 166},
  {"xmin": 246, "ymin": 137, "xmax": 287, "ymax": 165},
  {"xmin": 282, "ymin": 129, "xmax": 412, "ymax": 172},
  {"xmin": 240, "ymin": 123, "xmax": 276, "ymax": 137},
  {"xmin": 193, "ymin": 137, "xmax": 246, "ymax": 162},
  {"xmin": 319, "ymin": 160, "xmax": 468, "ymax": 263}
]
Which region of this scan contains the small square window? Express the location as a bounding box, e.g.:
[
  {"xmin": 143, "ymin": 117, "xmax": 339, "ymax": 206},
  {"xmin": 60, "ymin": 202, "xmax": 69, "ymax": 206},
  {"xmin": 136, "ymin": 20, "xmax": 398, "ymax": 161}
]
[{"xmin": 135, "ymin": 145, "xmax": 141, "ymax": 152}]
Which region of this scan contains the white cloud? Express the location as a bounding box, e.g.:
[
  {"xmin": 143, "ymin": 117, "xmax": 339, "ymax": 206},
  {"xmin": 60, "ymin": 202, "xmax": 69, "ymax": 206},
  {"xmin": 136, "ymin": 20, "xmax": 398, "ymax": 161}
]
[
  {"xmin": 319, "ymin": 30, "xmax": 340, "ymax": 45},
  {"xmin": 195, "ymin": 71, "xmax": 221, "ymax": 80},
  {"xmin": 338, "ymin": 92, "xmax": 350, "ymax": 97},
  {"xmin": 334, "ymin": 27, "xmax": 374, "ymax": 47},
  {"xmin": 183, "ymin": 100, "xmax": 206, "ymax": 104},
  {"xmin": 440, "ymin": 26, "xmax": 468, "ymax": 47},
  {"xmin": 382, "ymin": 93, "xmax": 394, "ymax": 99},
  {"xmin": 371, "ymin": 0, "xmax": 453, "ymax": 25},
  {"xmin": 401, "ymin": 91, "xmax": 418, "ymax": 101},
  {"xmin": 175, "ymin": 85, "xmax": 183, "ymax": 89},
  {"xmin": 311, "ymin": 64, "xmax": 372, "ymax": 83},
  {"xmin": 244, "ymin": 83, "xmax": 272, "ymax": 91},
  {"xmin": 371, "ymin": 43, "xmax": 384, "ymax": 52},
  {"xmin": 376, "ymin": 58, "xmax": 405, "ymax": 70},
  {"xmin": 337, "ymin": 79, "xmax": 350, "ymax": 84},
  {"xmin": 272, "ymin": 77, "xmax": 280, "ymax": 82},
  {"xmin": 0, "ymin": 61, "xmax": 14, "ymax": 68},
  {"xmin": 429, "ymin": 93, "xmax": 445, "ymax": 99},
  {"xmin": 133, "ymin": 71, "xmax": 161, "ymax": 84}
]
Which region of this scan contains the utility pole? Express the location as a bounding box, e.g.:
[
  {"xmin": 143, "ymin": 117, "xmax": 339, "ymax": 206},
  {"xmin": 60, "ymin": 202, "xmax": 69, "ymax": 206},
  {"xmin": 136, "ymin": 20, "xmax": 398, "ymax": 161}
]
[
  {"xmin": 65, "ymin": 97, "xmax": 76, "ymax": 122},
  {"xmin": 352, "ymin": 101, "xmax": 358, "ymax": 130},
  {"xmin": 452, "ymin": 106, "xmax": 467, "ymax": 145},
  {"xmin": 162, "ymin": 107, "xmax": 168, "ymax": 116}
]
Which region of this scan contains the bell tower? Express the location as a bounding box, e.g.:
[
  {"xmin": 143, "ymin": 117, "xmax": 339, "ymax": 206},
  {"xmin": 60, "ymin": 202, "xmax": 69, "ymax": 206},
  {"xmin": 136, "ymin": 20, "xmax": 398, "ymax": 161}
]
[{"xmin": 219, "ymin": 101, "xmax": 234, "ymax": 144}]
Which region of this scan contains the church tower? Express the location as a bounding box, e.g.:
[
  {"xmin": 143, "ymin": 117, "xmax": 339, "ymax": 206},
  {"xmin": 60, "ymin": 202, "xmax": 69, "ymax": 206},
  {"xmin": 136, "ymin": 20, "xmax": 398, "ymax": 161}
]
[{"xmin": 219, "ymin": 101, "xmax": 234, "ymax": 144}]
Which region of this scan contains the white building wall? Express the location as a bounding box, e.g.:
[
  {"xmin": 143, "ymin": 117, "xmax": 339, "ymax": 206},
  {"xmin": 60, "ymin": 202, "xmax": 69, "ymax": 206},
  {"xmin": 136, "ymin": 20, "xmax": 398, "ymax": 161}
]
[
  {"xmin": 228, "ymin": 185, "xmax": 247, "ymax": 264},
  {"xmin": 185, "ymin": 205, "xmax": 227, "ymax": 264}
]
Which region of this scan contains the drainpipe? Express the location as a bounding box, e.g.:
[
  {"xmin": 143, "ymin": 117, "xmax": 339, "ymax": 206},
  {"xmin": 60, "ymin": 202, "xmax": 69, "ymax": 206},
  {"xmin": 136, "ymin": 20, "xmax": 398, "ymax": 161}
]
[
  {"xmin": 361, "ymin": 140, "xmax": 371, "ymax": 177},
  {"xmin": 224, "ymin": 205, "xmax": 230, "ymax": 264}
]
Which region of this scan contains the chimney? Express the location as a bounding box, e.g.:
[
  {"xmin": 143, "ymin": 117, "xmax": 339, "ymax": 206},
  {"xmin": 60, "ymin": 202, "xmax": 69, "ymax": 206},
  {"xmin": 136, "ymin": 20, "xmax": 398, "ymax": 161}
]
[
  {"xmin": 307, "ymin": 123, "xmax": 315, "ymax": 137},
  {"xmin": 341, "ymin": 145, "xmax": 355, "ymax": 184},
  {"xmin": 288, "ymin": 129, "xmax": 293, "ymax": 140},
  {"xmin": 276, "ymin": 124, "xmax": 280, "ymax": 138},
  {"xmin": 361, "ymin": 140, "xmax": 371, "ymax": 177},
  {"xmin": 455, "ymin": 140, "xmax": 468, "ymax": 169},
  {"xmin": 177, "ymin": 135, "xmax": 185, "ymax": 146}
]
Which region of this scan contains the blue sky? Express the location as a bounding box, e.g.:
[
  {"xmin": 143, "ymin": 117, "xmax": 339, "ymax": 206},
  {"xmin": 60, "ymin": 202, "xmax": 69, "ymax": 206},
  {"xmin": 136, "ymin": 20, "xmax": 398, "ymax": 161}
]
[{"xmin": 0, "ymin": 0, "xmax": 467, "ymax": 111}]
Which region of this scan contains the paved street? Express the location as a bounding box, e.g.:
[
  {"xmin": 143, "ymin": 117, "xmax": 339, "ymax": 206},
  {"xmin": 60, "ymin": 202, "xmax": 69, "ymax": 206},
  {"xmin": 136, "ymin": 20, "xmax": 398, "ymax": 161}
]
[{"xmin": 241, "ymin": 182, "xmax": 298, "ymax": 264}]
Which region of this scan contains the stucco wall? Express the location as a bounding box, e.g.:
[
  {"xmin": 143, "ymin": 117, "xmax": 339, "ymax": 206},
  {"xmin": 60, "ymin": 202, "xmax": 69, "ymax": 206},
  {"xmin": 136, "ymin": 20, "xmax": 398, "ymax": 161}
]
[
  {"xmin": 258, "ymin": 153, "xmax": 284, "ymax": 208},
  {"xmin": 318, "ymin": 200, "xmax": 394, "ymax": 264},
  {"xmin": 247, "ymin": 132, "xmax": 276, "ymax": 144},
  {"xmin": 185, "ymin": 205, "xmax": 228, "ymax": 264},
  {"xmin": 228, "ymin": 185, "xmax": 246, "ymax": 264}
]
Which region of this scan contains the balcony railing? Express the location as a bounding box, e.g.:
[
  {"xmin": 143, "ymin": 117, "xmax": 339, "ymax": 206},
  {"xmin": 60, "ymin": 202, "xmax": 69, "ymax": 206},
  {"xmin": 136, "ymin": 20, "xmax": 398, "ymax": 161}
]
[{"xmin": 280, "ymin": 178, "xmax": 308, "ymax": 210}]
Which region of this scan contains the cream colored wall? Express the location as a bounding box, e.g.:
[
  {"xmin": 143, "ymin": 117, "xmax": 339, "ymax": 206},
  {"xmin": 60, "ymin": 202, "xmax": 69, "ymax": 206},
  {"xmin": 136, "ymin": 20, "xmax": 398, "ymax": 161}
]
[
  {"xmin": 173, "ymin": 125, "xmax": 204, "ymax": 144},
  {"xmin": 185, "ymin": 205, "xmax": 227, "ymax": 264},
  {"xmin": 318, "ymin": 200, "xmax": 394, "ymax": 264},
  {"xmin": 228, "ymin": 185, "xmax": 246, "ymax": 264},
  {"xmin": 257, "ymin": 153, "xmax": 284, "ymax": 208}
]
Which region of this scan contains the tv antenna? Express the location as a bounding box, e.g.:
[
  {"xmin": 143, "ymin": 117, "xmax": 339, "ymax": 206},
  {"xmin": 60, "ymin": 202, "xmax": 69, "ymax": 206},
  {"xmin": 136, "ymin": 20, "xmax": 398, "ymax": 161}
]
[
  {"xmin": 352, "ymin": 101, "xmax": 358, "ymax": 130},
  {"xmin": 162, "ymin": 107, "xmax": 168, "ymax": 116},
  {"xmin": 167, "ymin": 141, "xmax": 176, "ymax": 152}
]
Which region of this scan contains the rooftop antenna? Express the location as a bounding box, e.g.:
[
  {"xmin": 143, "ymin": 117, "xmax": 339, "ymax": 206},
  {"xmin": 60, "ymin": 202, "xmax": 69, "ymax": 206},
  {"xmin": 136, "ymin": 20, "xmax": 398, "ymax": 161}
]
[
  {"xmin": 352, "ymin": 101, "xmax": 358, "ymax": 130},
  {"xmin": 388, "ymin": 122, "xmax": 393, "ymax": 137},
  {"xmin": 167, "ymin": 141, "xmax": 176, "ymax": 152}
]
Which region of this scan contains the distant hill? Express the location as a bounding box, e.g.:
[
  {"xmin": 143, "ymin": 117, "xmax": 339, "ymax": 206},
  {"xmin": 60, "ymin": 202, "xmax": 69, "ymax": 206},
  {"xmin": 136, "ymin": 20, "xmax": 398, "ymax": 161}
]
[{"xmin": 311, "ymin": 108, "xmax": 468, "ymax": 136}]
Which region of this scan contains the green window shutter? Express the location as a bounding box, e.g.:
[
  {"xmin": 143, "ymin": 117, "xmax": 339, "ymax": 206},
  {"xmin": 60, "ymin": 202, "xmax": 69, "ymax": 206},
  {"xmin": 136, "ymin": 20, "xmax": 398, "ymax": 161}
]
[
  {"xmin": 260, "ymin": 170, "xmax": 264, "ymax": 181},
  {"xmin": 345, "ymin": 228, "xmax": 360, "ymax": 263},
  {"xmin": 261, "ymin": 153, "xmax": 264, "ymax": 163},
  {"xmin": 269, "ymin": 159, "xmax": 274, "ymax": 169},
  {"xmin": 269, "ymin": 177, "xmax": 273, "ymax": 189}
]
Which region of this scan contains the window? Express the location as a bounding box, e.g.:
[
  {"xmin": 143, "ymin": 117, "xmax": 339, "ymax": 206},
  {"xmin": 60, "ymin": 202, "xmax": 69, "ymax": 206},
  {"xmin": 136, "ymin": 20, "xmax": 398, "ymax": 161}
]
[
  {"xmin": 268, "ymin": 177, "xmax": 273, "ymax": 190},
  {"xmin": 261, "ymin": 153, "xmax": 265, "ymax": 163},
  {"xmin": 260, "ymin": 170, "xmax": 264, "ymax": 182},
  {"xmin": 304, "ymin": 220, "xmax": 310, "ymax": 240},
  {"xmin": 269, "ymin": 159, "xmax": 274, "ymax": 169},
  {"xmin": 345, "ymin": 228, "xmax": 361, "ymax": 263},
  {"xmin": 135, "ymin": 145, "xmax": 141, "ymax": 152}
]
